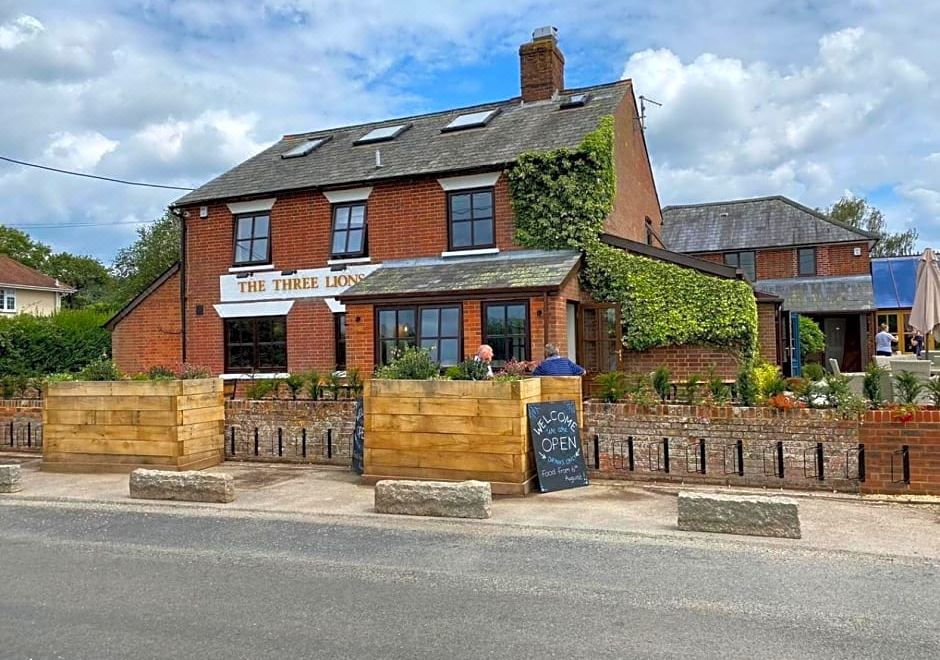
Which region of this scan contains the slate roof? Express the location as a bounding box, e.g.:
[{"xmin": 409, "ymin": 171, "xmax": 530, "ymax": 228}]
[
  {"xmin": 339, "ymin": 250, "xmax": 580, "ymax": 300},
  {"xmin": 0, "ymin": 254, "xmax": 74, "ymax": 292},
  {"xmin": 174, "ymin": 80, "xmax": 632, "ymax": 206},
  {"xmin": 756, "ymin": 275, "xmax": 875, "ymax": 313},
  {"xmin": 661, "ymin": 196, "xmax": 877, "ymax": 253}
]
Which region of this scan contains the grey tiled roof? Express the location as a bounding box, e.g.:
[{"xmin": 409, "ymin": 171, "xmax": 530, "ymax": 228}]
[
  {"xmin": 175, "ymin": 81, "xmax": 632, "ymax": 206},
  {"xmin": 757, "ymin": 275, "xmax": 875, "ymax": 313},
  {"xmin": 339, "ymin": 250, "xmax": 580, "ymax": 299},
  {"xmin": 661, "ymin": 196, "xmax": 876, "ymax": 253}
]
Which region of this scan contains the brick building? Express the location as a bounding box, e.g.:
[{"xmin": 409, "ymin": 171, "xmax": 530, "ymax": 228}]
[
  {"xmin": 662, "ymin": 196, "xmax": 878, "ymax": 372},
  {"xmin": 109, "ymin": 28, "xmax": 767, "ymax": 381}
]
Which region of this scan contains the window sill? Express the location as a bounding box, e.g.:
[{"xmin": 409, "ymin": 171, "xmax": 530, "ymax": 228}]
[
  {"xmin": 440, "ymin": 248, "xmax": 500, "ymax": 258},
  {"xmin": 327, "ymin": 257, "xmax": 372, "ymax": 265},
  {"xmin": 220, "ymin": 372, "xmax": 290, "ymax": 380},
  {"xmin": 229, "ymin": 264, "xmax": 274, "ymax": 273}
]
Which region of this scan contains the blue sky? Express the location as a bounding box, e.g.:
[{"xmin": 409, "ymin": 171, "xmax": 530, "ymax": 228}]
[{"xmin": 0, "ymin": 1, "xmax": 938, "ymax": 263}]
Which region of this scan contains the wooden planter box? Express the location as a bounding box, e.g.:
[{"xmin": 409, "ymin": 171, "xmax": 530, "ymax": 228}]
[
  {"xmin": 362, "ymin": 376, "xmax": 582, "ymax": 495},
  {"xmin": 41, "ymin": 379, "xmax": 224, "ymax": 474}
]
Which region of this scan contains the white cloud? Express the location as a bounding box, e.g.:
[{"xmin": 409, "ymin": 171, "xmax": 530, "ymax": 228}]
[
  {"xmin": 0, "ymin": 14, "xmax": 43, "ymax": 49},
  {"xmin": 42, "ymin": 131, "xmax": 117, "ymax": 170}
]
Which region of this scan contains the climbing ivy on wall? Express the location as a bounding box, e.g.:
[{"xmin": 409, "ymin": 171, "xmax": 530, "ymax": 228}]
[{"xmin": 507, "ymin": 116, "xmax": 759, "ymax": 361}]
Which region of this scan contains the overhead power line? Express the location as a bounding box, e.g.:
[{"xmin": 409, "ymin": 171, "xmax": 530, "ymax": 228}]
[
  {"xmin": 3, "ymin": 220, "xmax": 149, "ymax": 229},
  {"xmin": 0, "ymin": 155, "xmax": 196, "ymax": 191}
]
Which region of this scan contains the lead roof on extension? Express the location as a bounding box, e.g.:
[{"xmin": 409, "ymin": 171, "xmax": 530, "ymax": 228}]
[
  {"xmin": 660, "ymin": 196, "xmax": 877, "ymax": 253},
  {"xmin": 174, "ymin": 80, "xmax": 633, "ymax": 207}
]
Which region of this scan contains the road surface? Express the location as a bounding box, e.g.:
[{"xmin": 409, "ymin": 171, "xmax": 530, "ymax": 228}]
[{"xmin": 1, "ymin": 502, "xmax": 938, "ymax": 659}]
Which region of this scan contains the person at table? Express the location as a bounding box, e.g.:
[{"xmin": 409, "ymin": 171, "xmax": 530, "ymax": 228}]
[
  {"xmin": 875, "ymin": 323, "xmax": 897, "ymax": 357},
  {"xmin": 532, "ymin": 344, "xmax": 586, "ymax": 376},
  {"xmin": 474, "ymin": 344, "xmax": 494, "ymax": 378}
]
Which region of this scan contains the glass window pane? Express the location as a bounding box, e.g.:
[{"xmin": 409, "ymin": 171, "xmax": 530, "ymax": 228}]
[
  {"xmin": 739, "ymin": 252, "xmax": 755, "ymax": 268},
  {"xmin": 420, "ymin": 339, "xmax": 438, "ymax": 356},
  {"xmin": 236, "ymin": 218, "xmax": 253, "ymax": 239},
  {"xmin": 439, "ymin": 339, "xmax": 459, "ymax": 366},
  {"xmin": 398, "ymin": 310, "xmax": 416, "ymax": 338},
  {"xmin": 332, "ymin": 230, "xmax": 347, "ymax": 255},
  {"xmin": 472, "ymin": 192, "xmax": 493, "ymax": 217},
  {"xmin": 259, "ymin": 344, "xmax": 286, "ymax": 368},
  {"xmin": 440, "ymin": 307, "xmax": 460, "ymax": 337},
  {"xmin": 229, "ymin": 346, "xmax": 253, "ymax": 369},
  {"xmin": 346, "ymin": 229, "xmax": 363, "ymax": 253},
  {"xmin": 450, "ymin": 194, "xmax": 471, "ymax": 221},
  {"xmin": 235, "ymin": 242, "xmax": 251, "ymax": 264},
  {"xmin": 333, "ymin": 207, "xmax": 350, "ymax": 229},
  {"xmin": 379, "ymin": 311, "xmax": 396, "ymax": 339},
  {"xmin": 253, "ymin": 215, "xmax": 269, "ymax": 237},
  {"xmin": 451, "ymin": 221, "xmax": 471, "ymax": 247},
  {"xmin": 509, "ymin": 336, "xmax": 526, "ymax": 360},
  {"xmin": 250, "ymin": 239, "xmax": 268, "ymax": 262},
  {"xmin": 723, "ymin": 253, "xmax": 738, "ymax": 267},
  {"xmin": 473, "ymin": 219, "xmax": 493, "ymax": 246},
  {"xmin": 380, "ymin": 340, "xmax": 396, "ymax": 364},
  {"xmin": 349, "ymin": 205, "xmax": 365, "ymax": 228},
  {"xmin": 486, "ymin": 306, "xmax": 505, "ymax": 335},
  {"xmin": 421, "ymin": 308, "xmax": 439, "ymax": 337}
]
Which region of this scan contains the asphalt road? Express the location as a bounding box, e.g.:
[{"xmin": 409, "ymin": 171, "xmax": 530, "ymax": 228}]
[{"xmin": 1, "ymin": 503, "xmax": 938, "ymax": 659}]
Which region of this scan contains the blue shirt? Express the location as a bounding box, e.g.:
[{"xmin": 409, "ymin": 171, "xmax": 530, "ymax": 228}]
[{"xmin": 532, "ymin": 356, "xmax": 586, "ymax": 376}]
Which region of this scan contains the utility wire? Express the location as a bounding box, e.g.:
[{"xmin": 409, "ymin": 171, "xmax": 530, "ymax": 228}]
[
  {"xmin": 3, "ymin": 220, "xmax": 149, "ymax": 228},
  {"xmin": 0, "ymin": 155, "xmax": 196, "ymax": 191}
]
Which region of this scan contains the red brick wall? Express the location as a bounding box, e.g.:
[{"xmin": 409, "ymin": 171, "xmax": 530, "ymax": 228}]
[
  {"xmin": 111, "ymin": 271, "xmax": 182, "ymax": 375},
  {"xmin": 519, "ymin": 37, "xmax": 564, "ymax": 102},
  {"xmin": 608, "ymin": 85, "xmax": 664, "ymax": 245},
  {"xmin": 757, "ymin": 302, "xmax": 780, "ymax": 364},
  {"xmin": 698, "ymin": 241, "xmax": 870, "ymax": 280},
  {"xmin": 622, "ymin": 344, "xmax": 740, "ymax": 380},
  {"xmin": 859, "ymin": 410, "xmax": 940, "ymax": 496}
]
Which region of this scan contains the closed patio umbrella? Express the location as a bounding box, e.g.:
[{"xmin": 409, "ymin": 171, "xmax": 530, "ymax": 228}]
[{"xmin": 908, "ymin": 247, "xmax": 940, "ymax": 357}]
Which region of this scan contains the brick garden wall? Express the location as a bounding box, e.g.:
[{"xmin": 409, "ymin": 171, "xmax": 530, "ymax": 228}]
[
  {"xmin": 0, "ymin": 400, "xmax": 43, "ymax": 451},
  {"xmin": 622, "ymin": 345, "xmax": 741, "ymax": 381},
  {"xmin": 859, "ymin": 410, "xmax": 940, "ymax": 496},
  {"xmin": 224, "ymin": 399, "xmax": 356, "ymax": 466}
]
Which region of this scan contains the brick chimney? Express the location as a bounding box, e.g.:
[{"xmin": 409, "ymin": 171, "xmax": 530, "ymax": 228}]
[{"xmin": 519, "ymin": 26, "xmax": 565, "ymax": 102}]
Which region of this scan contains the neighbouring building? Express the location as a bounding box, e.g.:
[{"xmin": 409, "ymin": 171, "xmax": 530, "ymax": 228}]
[
  {"xmin": 871, "ymin": 255, "xmax": 932, "ymax": 354},
  {"xmin": 0, "ymin": 254, "xmax": 75, "ymax": 316},
  {"xmin": 109, "ymin": 27, "xmax": 766, "ymax": 382},
  {"xmin": 662, "ymin": 196, "xmax": 878, "ymax": 373}
]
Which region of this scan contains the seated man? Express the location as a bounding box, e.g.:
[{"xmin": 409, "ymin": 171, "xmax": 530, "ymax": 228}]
[
  {"xmin": 532, "ymin": 344, "xmax": 586, "ymax": 377},
  {"xmin": 474, "ymin": 344, "xmax": 494, "ymax": 378}
]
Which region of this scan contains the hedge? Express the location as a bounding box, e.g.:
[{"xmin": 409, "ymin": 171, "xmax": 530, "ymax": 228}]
[{"xmin": 0, "ymin": 309, "xmax": 111, "ymax": 376}]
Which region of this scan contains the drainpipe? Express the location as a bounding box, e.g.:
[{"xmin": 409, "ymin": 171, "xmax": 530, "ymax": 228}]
[
  {"xmin": 542, "ymin": 291, "xmax": 549, "ymax": 359},
  {"xmin": 170, "ymin": 206, "xmax": 187, "ymax": 365}
]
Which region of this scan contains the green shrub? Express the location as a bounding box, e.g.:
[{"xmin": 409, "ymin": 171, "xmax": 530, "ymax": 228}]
[
  {"xmin": 284, "ymin": 373, "xmax": 306, "ymax": 400},
  {"xmin": 894, "ymin": 371, "xmax": 924, "ymax": 406},
  {"xmin": 863, "ymin": 363, "xmax": 888, "ymax": 406},
  {"xmin": 373, "ymin": 346, "xmax": 440, "ymax": 380},
  {"xmin": 822, "ymin": 373, "xmax": 851, "ymax": 408},
  {"xmin": 651, "ymin": 366, "xmax": 671, "ymax": 402},
  {"xmin": 802, "ymin": 362, "xmax": 826, "ymax": 382},
  {"xmin": 0, "ymin": 309, "xmax": 111, "ymax": 376},
  {"xmin": 752, "ymin": 361, "xmax": 782, "ymax": 400},
  {"xmin": 706, "ymin": 367, "xmax": 730, "ymax": 404},
  {"xmin": 146, "ymin": 365, "xmax": 177, "ymax": 380},
  {"xmin": 449, "ymin": 359, "xmax": 490, "ymax": 381},
  {"xmin": 305, "ymin": 370, "xmax": 323, "ymax": 400},
  {"xmin": 76, "ymin": 357, "xmax": 122, "ymax": 381},
  {"xmin": 681, "ymin": 374, "xmax": 702, "ymax": 405},
  {"xmin": 326, "ymin": 372, "xmax": 343, "ymax": 399},
  {"xmin": 178, "ymin": 364, "xmax": 211, "ymax": 379},
  {"xmin": 594, "ymin": 371, "xmax": 627, "ymax": 403},
  {"xmin": 245, "ymin": 379, "xmax": 276, "ymax": 400},
  {"xmin": 925, "ymin": 377, "xmax": 940, "ymax": 407},
  {"xmin": 736, "ymin": 363, "xmax": 758, "ymax": 406},
  {"xmin": 798, "ymin": 315, "xmax": 826, "ymax": 360},
  {"xmin": 347, "ymin": 369, "xmax": 364, "ymax": 396}
]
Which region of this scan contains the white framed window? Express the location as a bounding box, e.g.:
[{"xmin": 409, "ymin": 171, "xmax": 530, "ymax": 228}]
[{"xmin": 1, "ymin": 288, "xmax": 15, "ymax": 312}]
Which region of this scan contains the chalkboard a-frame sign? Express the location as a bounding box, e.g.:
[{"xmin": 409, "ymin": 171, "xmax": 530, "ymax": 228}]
[{"xmin": 527, "ymin": 400, "xmax": 589, "ymax": 493}]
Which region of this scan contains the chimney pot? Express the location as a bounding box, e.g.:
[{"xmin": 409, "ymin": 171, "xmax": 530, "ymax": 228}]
[{"xmin": 519, "ymin": 27, "xmax": 565, "ymax": 102}]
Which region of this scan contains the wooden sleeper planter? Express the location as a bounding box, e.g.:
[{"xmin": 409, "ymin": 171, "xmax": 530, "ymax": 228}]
[
  {"xmin": 362, "ymin": 376, "xmax": 582, "ymax": 495},
  {"xmin": 41, "ymin": 379, "xmax": 225, "ymax": 474}
]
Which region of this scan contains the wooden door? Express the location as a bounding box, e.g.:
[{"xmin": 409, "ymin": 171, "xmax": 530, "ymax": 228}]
[{"xmin": 579, "ymin": 304, "xmax": 622, "ymax": 376}]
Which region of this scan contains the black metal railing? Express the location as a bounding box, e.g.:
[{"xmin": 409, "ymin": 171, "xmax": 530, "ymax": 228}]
[
  {"xmin": 224, "ymin": 425, "xmax": 351, "ymax": 463},
  {"xmin": 1, "ymin": 419, "xmax": 42, "ymax": 450}
]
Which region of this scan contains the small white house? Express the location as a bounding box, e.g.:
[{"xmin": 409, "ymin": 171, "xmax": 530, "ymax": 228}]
[{"xmin": 0, "ymin": 254, "xmax": 76, "ymax": 316}]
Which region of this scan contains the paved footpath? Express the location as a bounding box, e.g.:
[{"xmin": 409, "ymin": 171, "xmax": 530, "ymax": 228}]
[{"xmin": 1, "ymin": 454, "xmax": 939, "ymax": 561}]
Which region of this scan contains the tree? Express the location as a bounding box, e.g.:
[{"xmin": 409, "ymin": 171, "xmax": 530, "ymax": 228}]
[
  {"xmin": 111, "ymin": 210, "xmax": 181, "ymax": 305},
  {"xmin": 44, "ymin": 252, "xmax": 115, "ymax": 309},
  {"xmin": 0, "ymin": 225, "xmax": 52, "ymax": 268},
  {"xmin": 798, "ymin": 315, "xmax": 826, "ymax": 362},
  {"xmin": 826, "ymin": 195, "xmax": 918, "ymax": 257}
]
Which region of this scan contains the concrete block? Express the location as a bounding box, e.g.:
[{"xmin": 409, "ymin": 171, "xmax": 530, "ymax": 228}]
[
  {"xmin": 677, "ymin": 491, "xmax": 801, "ymax": 539},
  {"xmin": 0, "ymin": 464, "xmax": 22, "ymax": 493},
  {"xmin": 375, "ymin": 480, "xmax": 491, "ymax": 519},
  {"xmin": 129, "ymin": 469, "xmax": 235, "ymax": 503}
]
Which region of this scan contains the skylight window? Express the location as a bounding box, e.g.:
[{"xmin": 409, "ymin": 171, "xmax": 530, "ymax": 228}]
[
  {"xmin": 560, "ymin": 93, "xmax": 589, "ymax": 109},
  {"xmin": 441, "ymin": 109, "xmax": 500, "ymax": 132},
  {"xmin": 354, "ymin": 123, "xmax": 411, "ymax": 145},
  {"xmin": 281, "ymin": 136, "xmax": 329, "ymax": 159}
]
